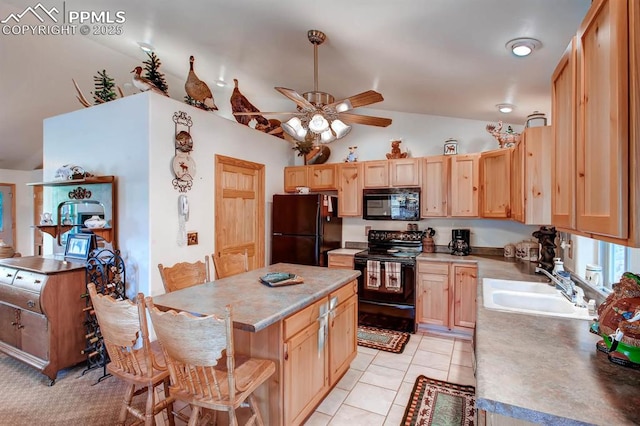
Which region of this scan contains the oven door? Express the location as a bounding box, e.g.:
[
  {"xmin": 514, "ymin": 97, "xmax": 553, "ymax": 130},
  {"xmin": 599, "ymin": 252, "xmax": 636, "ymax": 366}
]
[{"xmin": 354, "ymin": 258, "xmax": 415, "ymax": 306}]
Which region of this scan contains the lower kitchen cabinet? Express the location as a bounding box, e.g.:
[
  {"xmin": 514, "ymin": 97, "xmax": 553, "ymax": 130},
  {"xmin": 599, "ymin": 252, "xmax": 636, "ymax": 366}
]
[
  {"xmin": 327, "ymin": 250, "xmax": 360, "ymax": 269},
  {"xmin": 417, "ymin": 261, "xmax": 477, "ymax": 332},
  {"xmin": 283, "ymin": 280, "xmax": 357, "ymax": 425}
]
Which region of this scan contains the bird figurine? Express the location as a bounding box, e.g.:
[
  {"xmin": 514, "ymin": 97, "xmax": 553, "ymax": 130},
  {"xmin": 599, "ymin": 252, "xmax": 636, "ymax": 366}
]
[
  {"xmin": 130, "ymin": 66, "xmax": 167, "ymax": 96},
  {"xmin": 185, "ymin": 55, "xmax": 218, "ymax": 111},
  {"xmin": 230, "ymin": 78, "xmax": 269, "ymax": 127}
]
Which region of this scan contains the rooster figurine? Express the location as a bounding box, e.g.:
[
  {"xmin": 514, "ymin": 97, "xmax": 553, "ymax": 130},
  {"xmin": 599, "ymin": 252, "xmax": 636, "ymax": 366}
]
[
  {"xmin": 230, "ymin": 78, "xmax": 269, "ymax": 127},
  {"xmin": 185, "ymin": 56, "xmax": 218, "ymax": 111},
  {"xmin": 130, "ymin": 67, "xmax": 167, "ymax": 95}
]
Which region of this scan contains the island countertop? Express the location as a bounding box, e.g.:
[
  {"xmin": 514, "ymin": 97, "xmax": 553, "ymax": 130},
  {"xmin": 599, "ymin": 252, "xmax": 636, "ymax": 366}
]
[
  {"xmin": 151, "ymin": 263, "xmax": 360, "ymax": 332},
  {"xmin": 448, "ymin": 255, "xmax": 640, "ymax": 426}
]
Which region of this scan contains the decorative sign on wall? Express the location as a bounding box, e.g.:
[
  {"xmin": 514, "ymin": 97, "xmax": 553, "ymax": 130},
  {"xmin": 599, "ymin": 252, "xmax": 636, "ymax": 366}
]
[
  {"xmin": 172, "ymin": 111, "xmax": 196, "ymax": 192},
  {"xmin": 443, "ymin": 138, "xmax": 458, "ymax": 155}
]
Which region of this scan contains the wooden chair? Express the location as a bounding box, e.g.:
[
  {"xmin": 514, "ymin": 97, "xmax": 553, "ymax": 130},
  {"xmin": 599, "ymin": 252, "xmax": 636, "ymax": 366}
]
[
  {"xmin": 146, "ymin": 298, "xmax": 275, "ymax": 426},
  {"xmin": 158, "ymin": 256, "xmax": 210, "ymax": 293},
  {"xmin": 212, "ymin": 250, "xmax": 248, "ymax": 279},
  {"xmin": 87, "ymin": 283, "xmax": 175, "ymax": 426}
]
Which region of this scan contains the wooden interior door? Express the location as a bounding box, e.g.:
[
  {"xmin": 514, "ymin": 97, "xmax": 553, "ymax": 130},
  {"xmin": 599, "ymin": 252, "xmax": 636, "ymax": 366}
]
[{"xmin": 214, "ymin": 155, "xmax": 265, "ymax": 271}]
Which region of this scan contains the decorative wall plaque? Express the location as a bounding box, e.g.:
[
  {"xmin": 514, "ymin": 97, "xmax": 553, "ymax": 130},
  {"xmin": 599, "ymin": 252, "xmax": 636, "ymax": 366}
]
[{"xmin": 172, "ymin": 111, "xmax": 195, "ymax": 192}]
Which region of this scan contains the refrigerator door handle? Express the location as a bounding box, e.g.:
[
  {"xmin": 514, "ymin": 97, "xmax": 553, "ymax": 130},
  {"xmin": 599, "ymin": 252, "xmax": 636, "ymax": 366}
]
[{"xmin": 273, "ymin": 232, "xmax": 283, "ymax": 236}]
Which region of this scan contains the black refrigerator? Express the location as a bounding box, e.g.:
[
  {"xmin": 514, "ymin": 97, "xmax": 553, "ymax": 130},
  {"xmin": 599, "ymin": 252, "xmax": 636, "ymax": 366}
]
[{"xmin": 271, "ymin": 194, "xmax": 342, "ymax": 267}]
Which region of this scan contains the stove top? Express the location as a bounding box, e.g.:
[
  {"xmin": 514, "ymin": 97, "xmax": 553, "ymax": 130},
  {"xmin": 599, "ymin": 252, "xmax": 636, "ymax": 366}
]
[{"xmin": 354, "ymin": 229, "xmax": 423, "ymax": 263}]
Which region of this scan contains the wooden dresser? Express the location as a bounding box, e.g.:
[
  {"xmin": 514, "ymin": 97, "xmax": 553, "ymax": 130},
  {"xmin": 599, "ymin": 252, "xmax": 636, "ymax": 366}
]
[{"xmin": 0, "ymin": 257, "xmax": 87, "ymax": 385}]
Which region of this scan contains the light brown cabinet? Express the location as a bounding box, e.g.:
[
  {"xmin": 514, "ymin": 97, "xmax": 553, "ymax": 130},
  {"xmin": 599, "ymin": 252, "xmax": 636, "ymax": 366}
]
[
  {"xmin": 0, "ymin": 258, "xmax": 87, "ymax": 385},
  {"xmin": 480, "ymin": 148, "xmax": 511, "ymax": 218},
  {"xmin": 510, "ymin": 127, "xmax": 552, "ymax": 225},
  {"xmin": 362, "ymin": 160, "xmax": 389, "ymax": 188},
  {"xmin": 308, "ymin": 164, "xmax": 337, "ymax": 190},
  {"xmin": 283, "ymin": 280, "xmax": 357, "ymax": 426},
  {"xmin": 421, "ymin": 155, "xmax": 449, "ymax": 217},
  {"xmin": 284, "ymin": 166, "xmax": 308, "ymax": 192},
  {"xmin": 450, "ymin": 154, "xmax": 480, "ymax": 217},
  {"xmin": 363, "ymin": 158, "xmax": 420, "ymax": 188},
  {"xmin": 551, "ymin": 38, "xmax": 577, "ymax": 229},
  {"xmin": 328, "ymin": 252, "xmax": 355, "ymax": 269},
  {"xmin": 337, "ymin": 163, "xmax": 363, "ymax": 217},
  {"xmin": 417, "ymin": 261, "xmax": 476, "ymax": 332}
]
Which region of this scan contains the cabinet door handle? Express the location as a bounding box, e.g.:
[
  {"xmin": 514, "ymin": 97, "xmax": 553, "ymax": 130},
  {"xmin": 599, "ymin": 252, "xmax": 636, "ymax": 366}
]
[
  {"xmin": 284, "ymin": 343, "xmax": 288, "ymax": 361},
  {"xmin": 27, "ymin": 300, "xmax": 35, "ymax": 308}
]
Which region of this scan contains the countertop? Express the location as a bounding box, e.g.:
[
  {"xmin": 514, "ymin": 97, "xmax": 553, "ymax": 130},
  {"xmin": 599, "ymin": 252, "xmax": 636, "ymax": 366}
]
[
  {"xmin": 0, "ymin": 256, "xmax": 86, "ymax": 274},
  {"xmin": 328, "ymin": 248, "xmax": 364, "ymax": 255},
  {"xmin": 151, "ymin": 263, "xmax": 360, "ymax": 332},
  {"xmin": 435, "ymin": 254, "xmax": 640, "ymax": 425}
]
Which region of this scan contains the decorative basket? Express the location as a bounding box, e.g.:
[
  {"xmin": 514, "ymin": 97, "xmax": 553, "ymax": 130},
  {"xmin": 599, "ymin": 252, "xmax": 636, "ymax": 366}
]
[{"xmin": 0, "ymin": 245, "xmax": 15, "ymax": 259}]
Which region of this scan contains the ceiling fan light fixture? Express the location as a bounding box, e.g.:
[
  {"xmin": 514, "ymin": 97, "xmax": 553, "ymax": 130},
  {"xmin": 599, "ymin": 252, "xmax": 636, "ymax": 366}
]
[
  {"xmin": 282, "ymin": 117, "xmax": 308, "ymax": 141},
  {"xmin": 308, "ymin": 114, "xmax": 330, "ymax": 133},
  {"xmin": 137, "ymin": 42, "xmax": 154, "ymax": 53},
  {"xmin": 505, "ymin": 38, "xmax": 542, "ymax": 57},
  {"xmin": 320, "ymin": 129, "xmax": 336, "ymax": 144},
  {"xmin": 331, "ymin": 119, "xmax": 351, "ymax": 138}
]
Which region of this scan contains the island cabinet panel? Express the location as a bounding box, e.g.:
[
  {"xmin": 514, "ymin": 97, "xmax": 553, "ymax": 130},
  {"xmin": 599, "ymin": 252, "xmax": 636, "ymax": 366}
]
[
  {"xmin": 450, "ymin": 154, "xmax": 480, "ymax": 217},
  {"xmin": 337, "ymin": 162, "xmax": 363, "ymax": 217},
  {"xmin": 284, "ymin": 166, "xmax": 308, "ymax": 192},
  {"xmin": 480, "ymin": 148, "xmax": 511, "ymax": 218},
  {"xmin": 421, "ymin": 155, "xmax": 449, "ymax": 217},
  {"xmin": 551, "ymin": 38, "xmax": 577, "ymax": 230},
  {"xmin": 363, "ymin": 160, "xmax": 390, "ymax": 188},
  {"xmin": 328, "ymin": 281, "xmax": 357, "ymax": 385},
  {"xmin": 576, "ymin": 0, "xmax": 629, "ymax": 239}
]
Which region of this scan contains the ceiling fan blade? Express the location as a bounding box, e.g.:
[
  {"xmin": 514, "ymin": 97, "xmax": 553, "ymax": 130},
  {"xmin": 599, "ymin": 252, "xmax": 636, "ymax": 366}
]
[
  {"xmin": 327, "ymin": 90, "xmax": 384, "ymax": 112},
  {"xmin": 233, "ymin": 111, "xmax": 300, "ymax": 116},
  {"xmin": 275, "ymin": 87, "xmax": 315, "ymax": 110},
  {"xmin": 338, "ymin": 112, "xmax": 392, "ymax": 127}
]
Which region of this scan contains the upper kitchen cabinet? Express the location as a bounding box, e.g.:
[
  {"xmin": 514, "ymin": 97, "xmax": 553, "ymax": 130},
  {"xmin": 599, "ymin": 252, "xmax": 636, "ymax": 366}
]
[
  {"xmin": 363, "ymin": 158, "xmax": 420, "ymax": 188},
  {"xmin": 421, "ymin": 155, "xmax": 449, "ymax": 217},
  {"xmin": 576, "ymin": 0, "xmax": 629, "ymax": 239},
  {"xmin": 284, "ymin": 164, "xmax": 337, "ymax": 192},
  {"xmin": 337, "ymin": 163, "xmax": 363, "ymax": 217},
  {"xmin": 28, "ymin": 176, "xmax": 117, "ymax": 248},
  {"xmin": 284, "ymin": 166, "xmax": 308, "ymax": 192},
  {"xmin": 480, "ymin": 148, "xmax": 511, "ymax": 219},
  {"xmin": 511, "ymin": 127, "xmax": 552, "ymax": 225},
  {"xmin": 551, "ymin": 38, "xmax": 577, "ymax": 230},
  {"xmin": 450, "ymin": 154, "xmax": 479, "ymax": 217}
]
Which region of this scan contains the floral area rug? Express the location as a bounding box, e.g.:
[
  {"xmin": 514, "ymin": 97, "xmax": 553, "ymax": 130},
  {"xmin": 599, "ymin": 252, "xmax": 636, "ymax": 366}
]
[
  {"xmin": 402, "ymin": 375, "xmax": 476, "ymax": 426},
  {"xmin": 356, "ymin": 325, "xmax": 410, "ymax": 354}
]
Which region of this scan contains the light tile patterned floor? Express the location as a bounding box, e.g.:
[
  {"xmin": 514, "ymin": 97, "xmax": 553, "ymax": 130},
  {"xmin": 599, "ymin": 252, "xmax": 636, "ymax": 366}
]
[{"xmin": 304, "ymin": 332, "xmax": 474, "ymax": 426}]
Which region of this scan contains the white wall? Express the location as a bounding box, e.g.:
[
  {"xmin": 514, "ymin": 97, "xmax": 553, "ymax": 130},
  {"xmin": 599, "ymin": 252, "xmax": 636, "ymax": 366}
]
[
  {"xmin": 0, "ymin": 168, "xmax": 42, "ymax": 255},
  {"xmin": 44, "ymin": 92, "xmax": 291, "ymax": 297}
]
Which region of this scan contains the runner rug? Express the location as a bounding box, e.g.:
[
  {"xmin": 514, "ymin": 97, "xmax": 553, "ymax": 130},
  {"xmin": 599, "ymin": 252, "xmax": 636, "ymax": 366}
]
[
  {"xmin": 356, "ymin": 325, "xmax": 410, "ymax": 354},
  {"xmin": 401, "ymin": 375, "xmax": 476, "ymax": 426}
]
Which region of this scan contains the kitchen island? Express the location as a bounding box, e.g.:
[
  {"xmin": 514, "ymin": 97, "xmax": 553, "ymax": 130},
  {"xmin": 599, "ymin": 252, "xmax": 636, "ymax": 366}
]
[
  {"xmin": 151, "ymin": 263, "xmax": 360, "ymax": 426},
  {"xmin": 456, "ymin": 255, "xmax": 640, "ymax": 426}
]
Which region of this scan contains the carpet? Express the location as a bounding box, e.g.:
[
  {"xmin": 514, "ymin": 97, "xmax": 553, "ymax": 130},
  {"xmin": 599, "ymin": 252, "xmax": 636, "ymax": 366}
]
[
  {"xmin": 401, "ymin": 375, "xmax": 476, "ymax": 426},
  {"xmin": 356, "ymin": 325, "xmax": 410, "ymax": 353}
]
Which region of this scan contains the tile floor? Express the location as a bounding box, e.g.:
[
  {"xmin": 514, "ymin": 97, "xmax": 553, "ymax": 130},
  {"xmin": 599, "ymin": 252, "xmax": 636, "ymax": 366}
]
[{"xmin": 303, "ymin": 332, "xmax": 475, "ymax": 426}]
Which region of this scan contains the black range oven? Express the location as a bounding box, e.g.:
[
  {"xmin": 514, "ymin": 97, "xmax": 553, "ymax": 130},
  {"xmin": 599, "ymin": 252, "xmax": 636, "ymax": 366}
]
[{"xmin": 354, "ymin": 230, "xmax": 422, "ymax": 333}]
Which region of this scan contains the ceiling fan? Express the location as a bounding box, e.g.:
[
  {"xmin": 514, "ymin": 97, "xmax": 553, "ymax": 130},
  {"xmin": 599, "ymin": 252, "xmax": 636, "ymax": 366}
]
[{"xmin": 233, "ymin": 29, "xmax": 392, "ymax": 143}]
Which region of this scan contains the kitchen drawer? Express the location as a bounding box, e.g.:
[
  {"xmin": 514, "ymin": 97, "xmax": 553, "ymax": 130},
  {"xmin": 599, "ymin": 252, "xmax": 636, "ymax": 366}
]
[
  {"xmin": 0, "ymin": 266, "xmax": 16, "ymax": 285},
  {"xmin": 418, "ymin": 261, "xmax": 449, "ymax": 275},
  {"xmin": 12, "ymin": 271, "xmax": 47, "ymax": 293},
  {"xmin": 328, "ymin": 254, "xmax": 354, "ymax": 269},
  {"xmin": 0, "ymin": 283, "xmax": 42, "ymax": 313},
  {"xmin": 284, "ymin": 298, "xmax": 326, "ymax": 341},
  {"xmin": 329, "ymin": 280, "xmax": 357, "ymax": 308}
]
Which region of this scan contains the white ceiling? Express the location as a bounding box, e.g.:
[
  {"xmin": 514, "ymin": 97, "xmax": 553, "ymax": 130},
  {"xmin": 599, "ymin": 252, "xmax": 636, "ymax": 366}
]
[{"xmin": 0, "ymin": 0, "xmax": 591, "ymax": 170}]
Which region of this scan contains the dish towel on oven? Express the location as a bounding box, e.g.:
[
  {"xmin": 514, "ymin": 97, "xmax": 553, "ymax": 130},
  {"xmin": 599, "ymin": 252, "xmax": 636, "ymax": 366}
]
[
  {"xmin": 366, "ymin": 260, "xmax": 381, "ymax": 289},
  {"xmin": 385, "ymin": 262, "xmax": 402, "ymax": 291}
]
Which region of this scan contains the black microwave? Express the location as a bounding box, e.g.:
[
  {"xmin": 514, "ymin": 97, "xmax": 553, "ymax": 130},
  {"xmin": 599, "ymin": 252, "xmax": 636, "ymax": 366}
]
[{"xmin": 362, "ymin": 188, "xmax": 421, "ymax": 221}]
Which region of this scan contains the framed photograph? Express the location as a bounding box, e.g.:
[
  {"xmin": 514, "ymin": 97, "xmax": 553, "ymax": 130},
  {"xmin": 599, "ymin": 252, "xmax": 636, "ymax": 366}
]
[{"xmin": 64, "ymin": 233, "xmax": 96, "ymax": 261}]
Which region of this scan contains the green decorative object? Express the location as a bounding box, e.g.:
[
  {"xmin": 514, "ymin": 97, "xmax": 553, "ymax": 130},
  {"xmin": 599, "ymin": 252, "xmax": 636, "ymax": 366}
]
[
  {"xmin": 143, "ymin": 51, "xmax": 169, "ymax": 95},
  {"xmin": 92, "ymin": 70, "xmax": 117, "ymax": 104}
]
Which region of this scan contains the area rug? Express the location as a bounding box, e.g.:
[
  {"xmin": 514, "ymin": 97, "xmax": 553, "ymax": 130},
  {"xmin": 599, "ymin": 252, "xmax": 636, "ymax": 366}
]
[
  {"xmin": 356, "ymin": 325, "xmax": 410, "ymax": 353},
  {"xmin": 401, "ymin": 375, "xmax": 476, "ymax": 426}
]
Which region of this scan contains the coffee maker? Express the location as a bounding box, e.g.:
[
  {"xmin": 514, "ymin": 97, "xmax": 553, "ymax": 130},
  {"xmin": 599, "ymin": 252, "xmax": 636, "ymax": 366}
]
[{"xmin": 448, "ymin": 229, "xmax": 471, "ymax": 256}]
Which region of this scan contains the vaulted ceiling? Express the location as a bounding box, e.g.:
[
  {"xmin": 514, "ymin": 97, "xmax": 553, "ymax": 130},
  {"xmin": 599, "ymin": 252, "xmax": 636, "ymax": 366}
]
[{"xmin": 0, "ymin": 0, "xmax": 591, "ymax": 170}]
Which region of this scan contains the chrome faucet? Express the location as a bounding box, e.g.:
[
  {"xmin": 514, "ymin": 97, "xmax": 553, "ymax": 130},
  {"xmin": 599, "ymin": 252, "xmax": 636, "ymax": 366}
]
[{"xmin": 535, "ymin": 266, "xmax": 585, "ymax": 307}]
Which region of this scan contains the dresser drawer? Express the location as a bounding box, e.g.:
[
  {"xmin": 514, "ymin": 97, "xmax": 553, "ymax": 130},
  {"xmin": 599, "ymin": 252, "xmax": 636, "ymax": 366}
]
[
  {"xmin": 0, "ymin": 283, "xmax": 42, "ymax": 313},
  {"xmin": 13, "ymin": 271, "xmax": 47, "ymax": 293},
  {"xmin": 0, "ymin": 266, "xmax": 16, "ymax": 285}
]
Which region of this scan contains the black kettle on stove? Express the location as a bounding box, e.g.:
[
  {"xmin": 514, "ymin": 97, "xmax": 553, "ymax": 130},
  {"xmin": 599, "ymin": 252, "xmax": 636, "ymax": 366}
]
[{"xmin": 448, "ymin": 229, "xmax": 471, "ymax": 256}]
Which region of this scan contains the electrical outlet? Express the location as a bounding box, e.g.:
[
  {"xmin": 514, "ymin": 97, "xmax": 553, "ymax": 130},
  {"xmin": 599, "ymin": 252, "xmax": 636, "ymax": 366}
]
[
  {"xmin": 187, "ymin": 232, "xmax": 198, "ymax": 246},
  {"xmin": 365, "ymin": 226, "xmax": 371, "ymax": 236}
]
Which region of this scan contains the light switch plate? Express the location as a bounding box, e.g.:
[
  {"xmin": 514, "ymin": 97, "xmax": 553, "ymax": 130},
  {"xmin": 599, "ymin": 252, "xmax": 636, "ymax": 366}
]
[{"xmin": 187, "ymin": 232, "xmax": 198, "ymax": 246}]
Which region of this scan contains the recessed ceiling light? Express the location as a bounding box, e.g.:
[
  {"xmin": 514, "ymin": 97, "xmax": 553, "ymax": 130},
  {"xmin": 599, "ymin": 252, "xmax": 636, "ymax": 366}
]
[
  {"xmin": 137, "ymin": 42, "xmax": 154, "ymax": 53},
  {"xmin": 497, "ymin": 103, "xmax": 515, "ymax": 113},
  {"xmin": 214, "ymin": 79, "xmax": 228, "ymax": 87},
  {"xmin": 505, "ymin": 38, "xmax": 542, "ymax": 57}
]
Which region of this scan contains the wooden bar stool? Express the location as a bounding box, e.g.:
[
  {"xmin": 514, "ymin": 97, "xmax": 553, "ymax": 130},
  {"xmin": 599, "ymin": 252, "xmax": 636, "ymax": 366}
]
[
  {"xmin": 157, "ymin": 256, "xmax": 210, "ymax": 293},
  {"xmin": 212, "ymin": 250, "xmax": 248, "ymax": 279}
]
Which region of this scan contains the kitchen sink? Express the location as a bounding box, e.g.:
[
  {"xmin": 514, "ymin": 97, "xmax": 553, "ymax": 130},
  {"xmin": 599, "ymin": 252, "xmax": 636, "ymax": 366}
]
[{"xmin": 482, "ymin": 278, "xmax": 593, "ymax": 320}]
